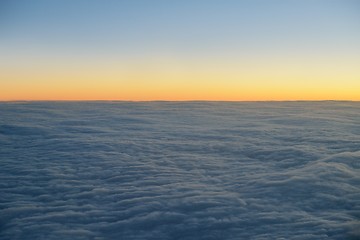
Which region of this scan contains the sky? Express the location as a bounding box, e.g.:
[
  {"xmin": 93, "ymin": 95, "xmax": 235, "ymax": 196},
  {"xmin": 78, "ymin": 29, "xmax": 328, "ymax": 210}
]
[{"xmin": 0, "ymin": 0, "xmax": 359, "ymax": 101}]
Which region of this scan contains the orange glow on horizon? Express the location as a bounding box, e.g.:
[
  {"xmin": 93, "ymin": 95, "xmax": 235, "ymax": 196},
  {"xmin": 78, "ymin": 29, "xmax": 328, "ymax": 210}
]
[
  {"xmin": 1, "ymin": 55, "xmax": 359, "ymax": 101},
  {"xmin": 1, "ymin": 79, "xmax": 359, "ymax": 102}
]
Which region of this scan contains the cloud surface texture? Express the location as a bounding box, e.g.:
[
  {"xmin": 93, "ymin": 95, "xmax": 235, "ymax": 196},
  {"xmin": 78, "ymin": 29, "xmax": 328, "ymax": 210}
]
[{"xmin": 0, "ymin": 102, "xmax": 359, "ymax": 239}]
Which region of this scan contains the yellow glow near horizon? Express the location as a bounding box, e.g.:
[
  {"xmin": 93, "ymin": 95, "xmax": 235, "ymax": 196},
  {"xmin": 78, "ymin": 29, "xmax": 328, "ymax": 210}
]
[{"xmin": 1, "ymin": 54, "xmax": 359, "ymax": 101}]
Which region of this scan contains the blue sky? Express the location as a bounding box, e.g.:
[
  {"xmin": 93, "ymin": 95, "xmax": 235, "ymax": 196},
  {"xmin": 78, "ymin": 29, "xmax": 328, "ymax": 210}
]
[
  {"xmin": 2, "ymin": 0, "xmax": 359, "ymax": 56},
  {"xmin": 0, "ymin": 0, "xmax": 359, "ymax": 100}
]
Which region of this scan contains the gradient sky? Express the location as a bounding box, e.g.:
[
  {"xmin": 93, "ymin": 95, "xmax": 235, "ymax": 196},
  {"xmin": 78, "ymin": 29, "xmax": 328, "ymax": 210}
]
[{"xmin": 1, "ymin": 0, "xmax": 359, "ymax": 101}]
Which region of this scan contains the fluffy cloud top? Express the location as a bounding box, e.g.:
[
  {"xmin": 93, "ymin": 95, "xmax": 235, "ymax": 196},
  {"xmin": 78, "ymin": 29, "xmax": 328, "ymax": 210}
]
[{"xmin": 0, "ymin": 101, "xmax": 359, "ymax": 239}]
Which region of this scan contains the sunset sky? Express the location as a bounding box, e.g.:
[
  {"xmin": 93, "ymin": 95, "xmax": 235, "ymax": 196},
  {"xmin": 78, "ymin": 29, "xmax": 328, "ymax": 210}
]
[{"xmin": 1, "ymin": 0, "xmax": 359, "ymax": 101}]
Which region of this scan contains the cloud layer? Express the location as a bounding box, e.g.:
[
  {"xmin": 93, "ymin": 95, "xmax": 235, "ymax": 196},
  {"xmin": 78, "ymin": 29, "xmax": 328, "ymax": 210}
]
[{"xmin": 0, "ymin": 101, "xmax": 359, "ymax": 239}]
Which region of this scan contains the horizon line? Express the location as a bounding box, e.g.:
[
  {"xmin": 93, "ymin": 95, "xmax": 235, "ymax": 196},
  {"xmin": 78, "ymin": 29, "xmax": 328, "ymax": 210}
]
[{"xmin": 0, "ymin": 99, "xmax": 359, "ymax": 103}]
